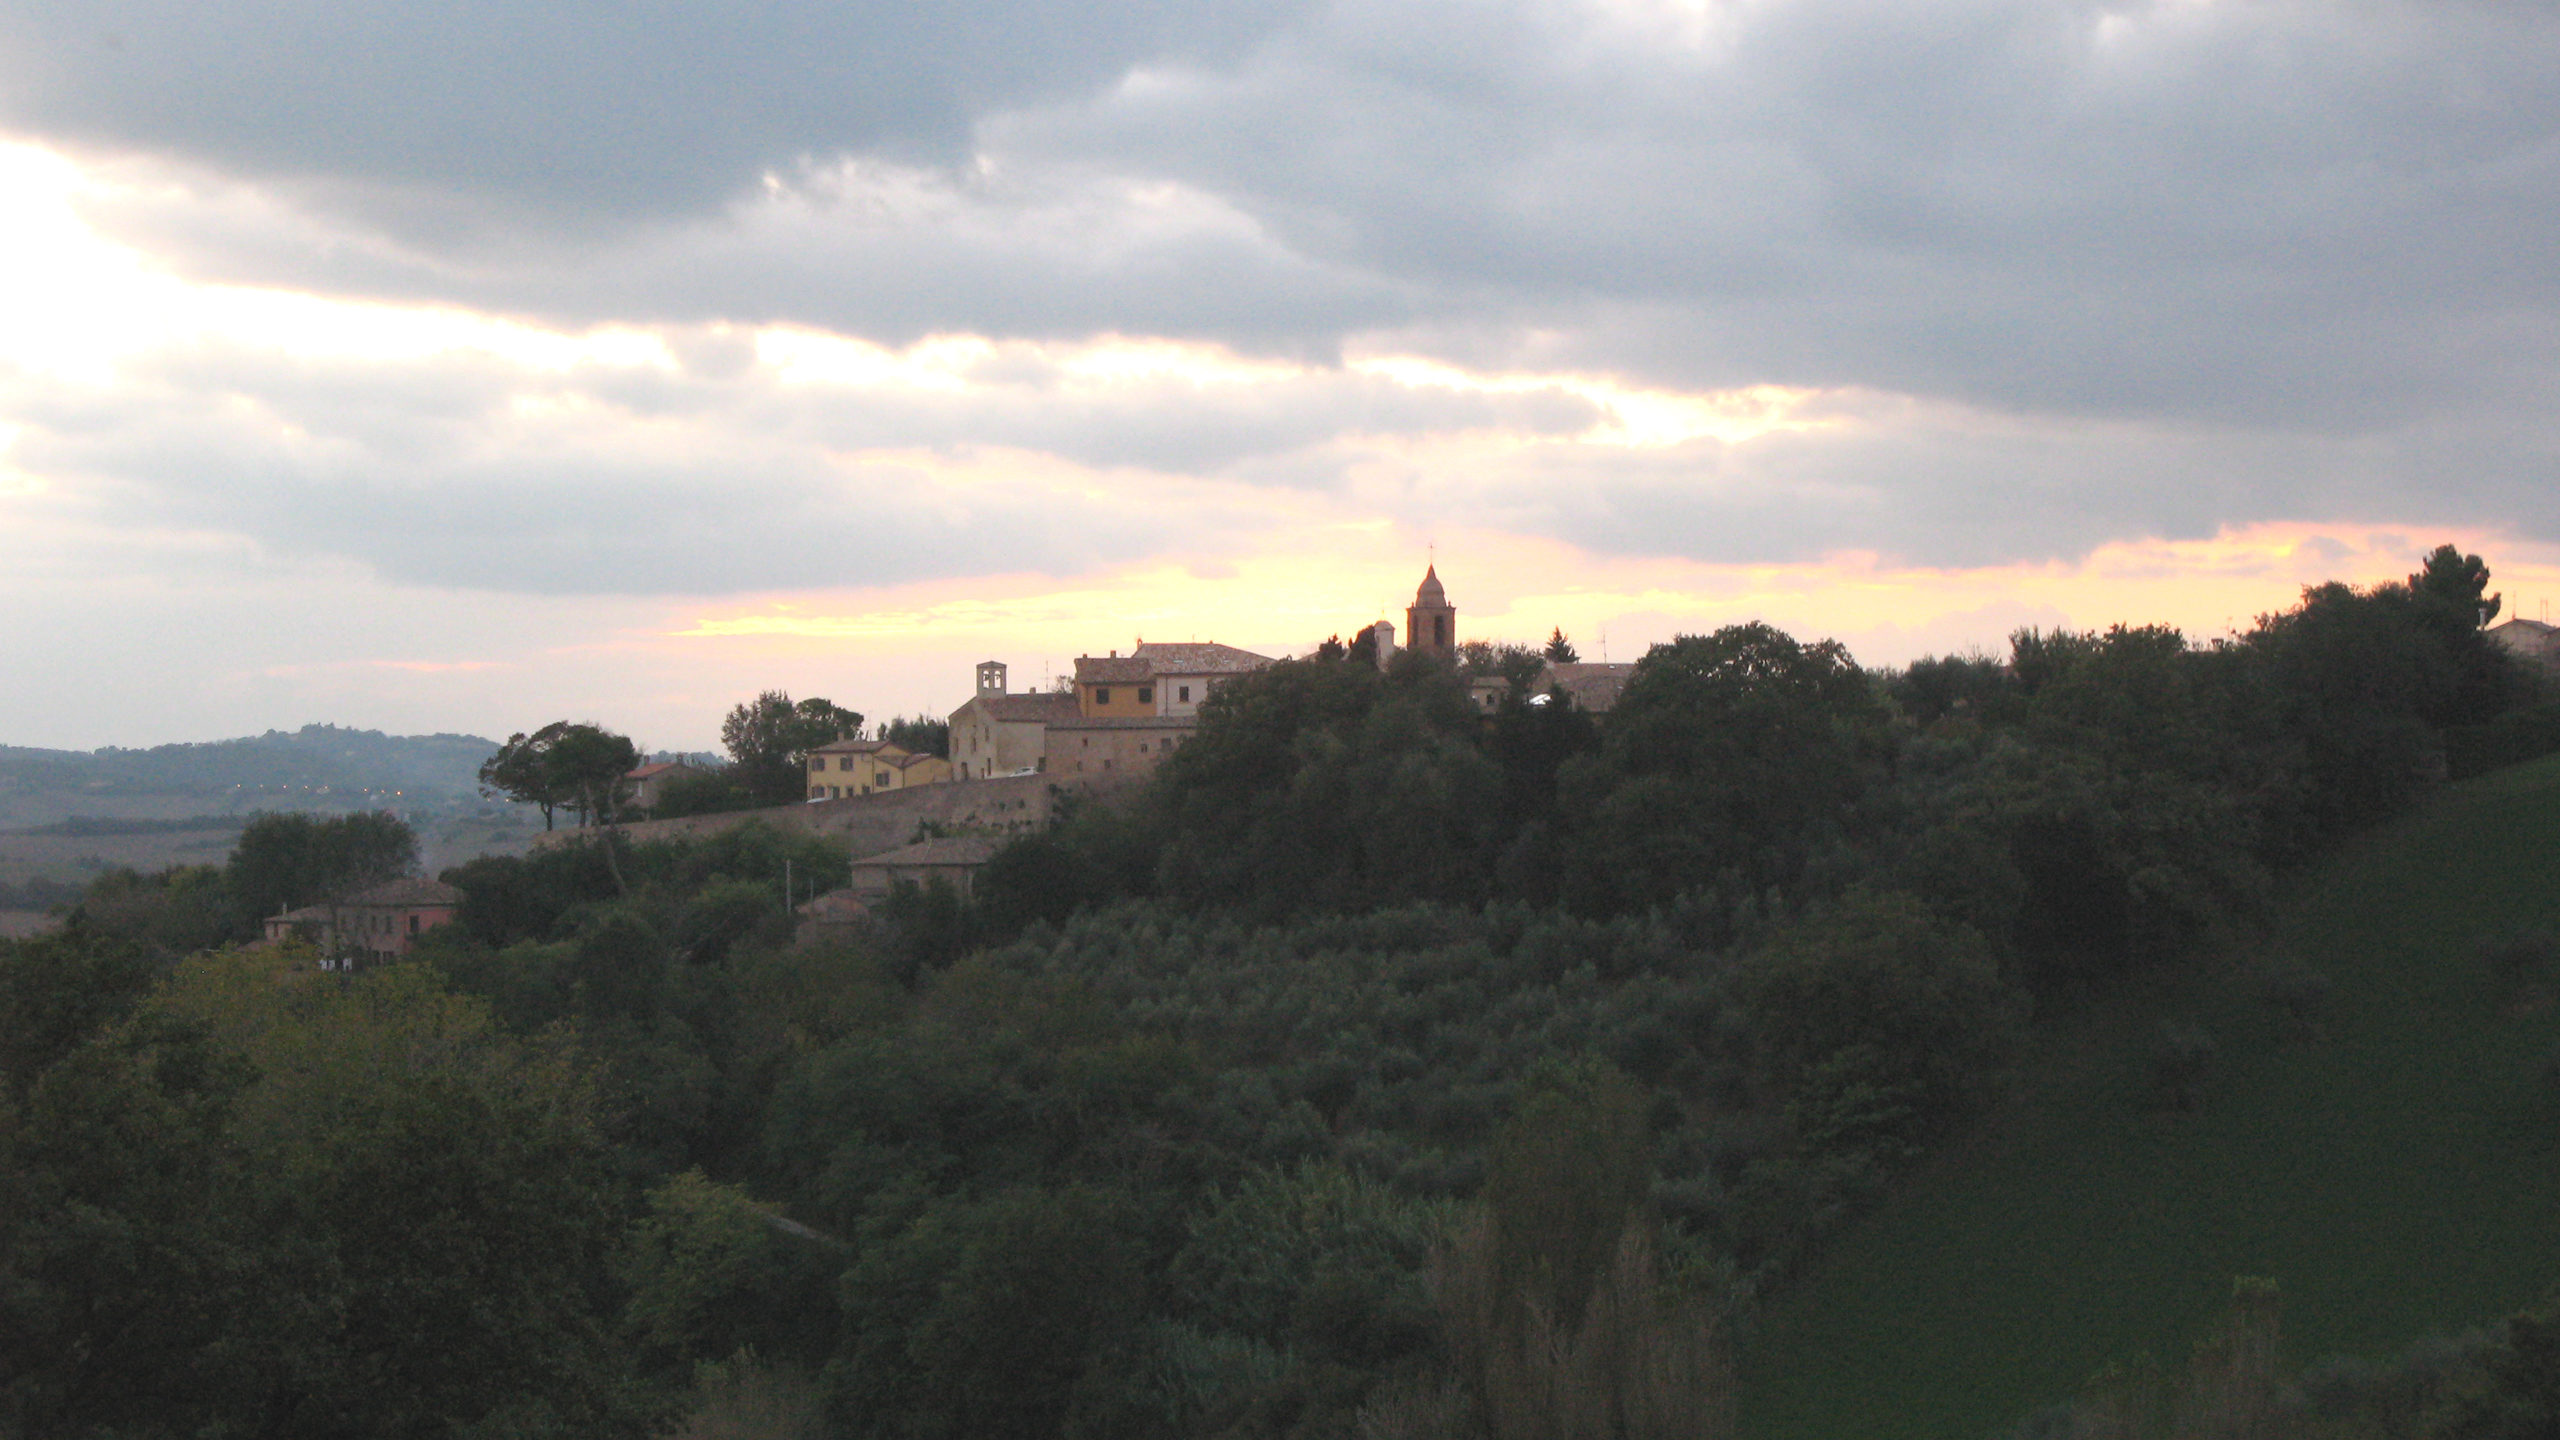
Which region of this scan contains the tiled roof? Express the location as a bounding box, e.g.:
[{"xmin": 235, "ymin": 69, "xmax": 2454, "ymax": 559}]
[
  {"xmin": 886, "ymin": 750, "xmax": 945, "ymax": 769},
  {"xmin": 626, "ymin": 760, "xmax": 694, "ymax": 779},
  {"xmin": 848, "ymin": 835, "xmax": 1005, "ymax": 869},
  {"xmin": 1540, "ymin": 662, "xmax": 1638, "ymax": 713},
  {"xmin": 1131, "ymin": 641, "xmax": 1275, "ymax": 675},
  {"xmin": 1075, "ymin": 655, "xmax": 1153, "ymax": 684},
  {"xmin": 796, "ymin": 889, "xmax": 872, "ymax": 922},
  {"xmin": 810, "ymin": 737, "xmax": 897, "ymax": 756},
  {"xmin": 966, "ymin": 691, "xmax": 1081, "ymax": 724},
  {"xmin": 344, "ymin": 878, "xmax": 464, "ymax": 907}
]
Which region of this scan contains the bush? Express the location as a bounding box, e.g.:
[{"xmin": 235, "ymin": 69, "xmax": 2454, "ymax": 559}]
[
  {"xmin": 2151, "ymin": 1021, "xmax": 2219, "ymax": 1114},
  {"xmin": 2480, "ymin": 928, "xmax": 2559, "ymax": 1001}
]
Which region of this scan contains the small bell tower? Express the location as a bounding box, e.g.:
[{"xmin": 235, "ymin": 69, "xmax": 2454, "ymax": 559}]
[
  {"xmin": 1406, "ymin": 565, "xmax": 1456, "ymax": 662},
  {"xmin": 976, "ymin": 660, "xmax": 1008, "ymax": 697}
]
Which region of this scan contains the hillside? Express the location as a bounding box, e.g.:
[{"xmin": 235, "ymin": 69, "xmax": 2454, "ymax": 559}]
[
  {"xmin": 1739, "ymin": 752, "xmax": 2560, "ymax": 1440},
  {"xmin": 0, "ymin": 724, "xmax": 502, "ymax": 828}
]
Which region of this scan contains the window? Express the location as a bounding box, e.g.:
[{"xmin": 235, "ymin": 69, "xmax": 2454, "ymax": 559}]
[
  {"xmin": 1096, "ymin": 687, "xmax": 1111, "ymax": 704},
  {"xmin": 810, "ymin": 757, "xmax": 825, "ymax": 771},
  {"xmin": 810, "ymin": 786, "xmax": 825, "ymax": 799},
  {"xmin": 841, "ymin": 757, "xmax": 856, "ymax": 770},
  {"xmin": 408, "ymin": 914, "xmax": 420, "ymax": 935},
  {"xmin": 1435, "ymin": 615, "xmax": 1448, "ymax": 645},
  {"xmin": 1179, "ymin": 685, "xmax": 1191, "ymax": 703},
  {"xmin": 1138, "ymin": 686, "xmax": 1153, "ymax": 704}
]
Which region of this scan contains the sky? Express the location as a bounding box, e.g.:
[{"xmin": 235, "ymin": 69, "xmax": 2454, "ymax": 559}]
[{"xmin": 5, "ymin": 0, "xmax": 2560, "ymax": 752}]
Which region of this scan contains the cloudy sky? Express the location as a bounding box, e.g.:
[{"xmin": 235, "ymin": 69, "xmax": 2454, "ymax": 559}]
[{"xmin": 5, "ymin": 0, "xmax": 2559, "ymax": 751}]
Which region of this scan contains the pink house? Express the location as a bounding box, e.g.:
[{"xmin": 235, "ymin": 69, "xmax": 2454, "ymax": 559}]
[{"xmin": 263, "ymin": 877, "xmax": 462, "ymax": 968}]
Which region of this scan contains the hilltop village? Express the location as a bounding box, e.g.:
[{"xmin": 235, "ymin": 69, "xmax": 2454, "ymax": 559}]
[
  {"xmin": 709, "ymin": 564, "xmax": 1634, "ymax": 803},
  {"xmin": 18, "ymin": 543, "xmax": 2560, "ymax": 1440}
]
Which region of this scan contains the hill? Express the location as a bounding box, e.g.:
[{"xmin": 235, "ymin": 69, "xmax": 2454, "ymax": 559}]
[
  {"xmin": 1739, "ymin": 752, "xmax": 2560, "ymax": 1440},
  {"xmin": 0, "ymin": 724, "xmax": 502, "ymax": 829}
]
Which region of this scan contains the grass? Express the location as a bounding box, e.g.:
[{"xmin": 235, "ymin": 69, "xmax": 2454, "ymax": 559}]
[{"xmin": 1738, "ymin": 752, "xmax": 2560, "ymax": 1440}]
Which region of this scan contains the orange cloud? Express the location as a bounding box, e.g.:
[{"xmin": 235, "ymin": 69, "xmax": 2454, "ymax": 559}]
[{"xmin": 666, "ymin": 520, "xmax": 2560, "ymax": 679}]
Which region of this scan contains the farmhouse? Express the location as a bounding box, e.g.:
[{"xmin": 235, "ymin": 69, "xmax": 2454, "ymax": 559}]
[{"xmin": 262, "ymin": 877, "xmax": 461, "ymax": 968}]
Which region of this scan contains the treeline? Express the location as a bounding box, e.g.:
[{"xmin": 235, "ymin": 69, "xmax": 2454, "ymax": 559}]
[
  {"xmin": 37, "ymin": 809, "xmax": 419, "ymax": 956},
  {"xmin": 0, "ymin": 723, "xmax": 498, "ymax": 804},
  {"xmin": 6, "ymin": 547, "xmax": 2556, "ymax": 1440},
  {"xmin": 975, "ymin": 547, "xmax": 2538, "ymax": 978}
]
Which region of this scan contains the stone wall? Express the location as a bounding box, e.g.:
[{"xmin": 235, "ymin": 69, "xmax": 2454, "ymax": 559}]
[{"xmin": 535, "ymin": 772, "xmax": 1078, "ymax": 861}]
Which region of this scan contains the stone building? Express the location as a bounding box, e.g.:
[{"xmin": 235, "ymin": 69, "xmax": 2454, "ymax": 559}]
[{"xmin": 949, "ymin": 662, "xmax": 1082, "ymax": 780}]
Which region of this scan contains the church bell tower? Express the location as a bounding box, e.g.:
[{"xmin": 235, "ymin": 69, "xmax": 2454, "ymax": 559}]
[{"xmin": 1406, "ymin": 565, "xmax": 1456, "ymax": 662}]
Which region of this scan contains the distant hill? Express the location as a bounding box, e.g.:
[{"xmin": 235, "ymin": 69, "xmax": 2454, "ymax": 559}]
[
  {"xmin": 0, "ymin": 724, "xmax": 503, "ymax": 829},
  {"xmin": 1742, "ymin": 753, "xmax": 2560, "ymax": 1440}
]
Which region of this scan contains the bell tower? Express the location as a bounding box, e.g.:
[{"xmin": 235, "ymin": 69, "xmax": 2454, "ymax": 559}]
[
  {"xmin": 1406, "ymin": 565, "xmax": 1456, "ymax": 662},
  {"xmin": 976, "ymin": 660, "xmax": 1008, "ymax": 697}
]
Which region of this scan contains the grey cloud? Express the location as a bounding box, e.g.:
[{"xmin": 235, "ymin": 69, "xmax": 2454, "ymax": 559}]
[
  {"xmin": 1382, "ymin": 397, "xmax": 2560, "ymax": 570},
  {"xmin": 50, "ymin": 0, "xmax": 2560, "ymax": 441},
  {"xmin": 0, "ymin": 0, "xmax": 1304, "ymax": 227},
  {"xmin": 17, "ymin": 0, "xmax": 2560, "ymax": 571}
]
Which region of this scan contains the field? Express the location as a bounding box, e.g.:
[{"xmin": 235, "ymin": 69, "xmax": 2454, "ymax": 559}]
[
  {"xmin": 0, "ymin": 811, "xmax": 543, "ymax": 900},
  {"xmin": 0, "ymin": 824, "xmax": 244, "ymax": 890},
  {"xmin": 1739, "ymin": 753, "xmax": 2560, "ymax": 1440}
]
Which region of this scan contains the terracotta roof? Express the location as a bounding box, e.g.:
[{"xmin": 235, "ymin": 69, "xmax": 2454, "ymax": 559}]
[
  {"xmin": 969, "ymin": 691, "xmax": 1081, "ymax": 724},
  {"xmin": 626, "ymin": 760, "xmax": 695, "ymax": 779},
  {"xmin": 1075, "ymin": 654, "xmax": 1152, "ymax": 684},
  {"xmin": 848, "ymin": 835, "xmax": 1005, "ymax": 869},
  {"xmin": 344, "ymin": 878, "xmax": 464, "ymax": 907},
  {"xmin": 1130, "ymin": 641, "xmax": 1275, "ymax": 676},
  {"xmin": 810, "ymin": 737, "xmax": 899, "ymax": 757},
  {"xmin": 796, "ymin": 889, "xmax": 872, "ymax": 922},
  {"xmin": 885, "ymin": 750, "xmax": 945, "ymax": 769},
  {"xmin": 1540, "ymin": 662, "xmax": 1638, "ymax": 713}
]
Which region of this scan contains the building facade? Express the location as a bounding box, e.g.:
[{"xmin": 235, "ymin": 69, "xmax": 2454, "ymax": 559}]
[
  {"xmin": 807, "ymin": 738, "xmax": 950, "ymax": 800},
  {"xmin": 948, "ymin": 661, "xmax": 1082, "ymax": 779},
  {"xmin": 624, "ymin": 760, "xmax": 704, "ymax": 811},
  {"xmin": 262, "ymin": 877, "xmax": 462, "ymax": 968},
  {"xmin": 1047, "ymin": 715, "xmax": 1198, "ymax": 778}
]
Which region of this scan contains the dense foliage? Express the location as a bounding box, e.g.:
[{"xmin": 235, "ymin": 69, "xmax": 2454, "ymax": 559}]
[{"xmin": 4, "ymin": 548, "xmax": 2552, "ymax": 1439}]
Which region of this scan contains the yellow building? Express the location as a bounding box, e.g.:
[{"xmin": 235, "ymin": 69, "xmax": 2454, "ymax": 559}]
[
  {"xmin": 1073, "ymin": 653, "xmax": 1160, "ymax": 718},
  {"xmin": 806, "ymin": 739, "xmax": 951, "ymax": 800}
]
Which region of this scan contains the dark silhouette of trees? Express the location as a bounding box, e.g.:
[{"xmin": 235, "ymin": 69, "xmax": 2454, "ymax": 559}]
[
  {"xmin": 481, "ymin": 721, "xmax": 642, "ymax": 829},
  {"xmin": 721, "ymin": 693, "xmax": 863, "ymax": 805}
]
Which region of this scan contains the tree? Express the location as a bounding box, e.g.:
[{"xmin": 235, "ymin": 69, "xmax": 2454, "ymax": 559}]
[
  {"xmin": 481, "ymin": 723, "xmax": 641, "ymax": 829},
  {"xmin": 547, "ymin": 724, "xmax": 643, "ymax": 828},
  {"xmin": 721, "ymin": 693, "xmax": 863, "ymax": 806},
  {"xmin": 1565, "ymin": 624, "xmax": 1885, "ymax": 909},
  {"xmin": 226, "ymin": 811, "xmax": 417, "ymax": 924},
  {"xmin": 0, "ymin": 950, "xmax": 651, "ymax": 1439},
  {"xmin": 879, "ymin": 715, "xmax": 950, "ymax": 760},
  {"xmin": 1544, "ymin": 627, "xmax": 1580, "ymax": 664},
  {"xmin": 483, "ymin": 728, "xmax": 569, "ymax": 829},
  {"xmin": 2411, "ymin": 542, "xmax": 2502, "ymax": 629}
]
